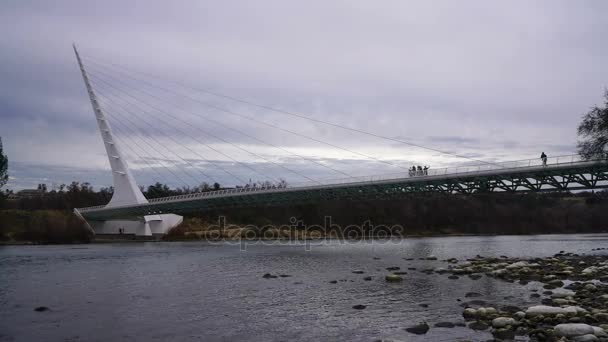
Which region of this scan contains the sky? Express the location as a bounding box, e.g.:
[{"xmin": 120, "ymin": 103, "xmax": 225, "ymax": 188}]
[{"xmin": 1, "ymin": 0, "xmax": 608, "ymax": 191}]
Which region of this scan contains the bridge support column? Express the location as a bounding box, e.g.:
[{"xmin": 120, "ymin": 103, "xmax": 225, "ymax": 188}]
[
  {"xmin": 73, "ymin": 45, "xmax": 183, "ymax": 236},
  {"xmin": 77, "ymin": 212, "xmax": 183, "ymax": 236}
]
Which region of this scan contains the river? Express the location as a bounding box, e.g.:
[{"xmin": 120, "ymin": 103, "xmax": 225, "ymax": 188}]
[{"xmin": 1, "ymin": 234, "xmax": 607, "ymax": 342}]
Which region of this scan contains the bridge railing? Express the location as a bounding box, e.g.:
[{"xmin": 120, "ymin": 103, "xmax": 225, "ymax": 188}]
[
  {"xmin": 78, "ymin": 154, "xmax": 601, "ymax": 212},
  {"xmin": 286, "ymin": 154, "xmax": 585, "ymax": 188}
]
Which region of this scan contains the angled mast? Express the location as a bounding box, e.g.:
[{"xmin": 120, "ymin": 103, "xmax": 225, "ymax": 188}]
[{"xmin": 73, "ymin": 44, "xmax": 148, "ymax": 207}]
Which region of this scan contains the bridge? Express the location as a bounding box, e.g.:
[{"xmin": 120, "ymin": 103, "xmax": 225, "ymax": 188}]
[{"xmin": 70, "ymin": 45, "xmax": 608, "ymax": 235}]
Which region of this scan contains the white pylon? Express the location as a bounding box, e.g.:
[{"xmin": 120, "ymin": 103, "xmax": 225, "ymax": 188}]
[
  {"xmin": 73, "ymin": 44, "xmax": 182, "ymax": 236},
  {"xmin": 73, "ymin": 44, "xmax": 148, "ymax": 207}
]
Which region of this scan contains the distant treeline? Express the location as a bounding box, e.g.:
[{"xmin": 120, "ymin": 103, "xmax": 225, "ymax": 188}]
[{"xmin": 0, "ymin": 181, "xmax": 225, "ymax": 210}]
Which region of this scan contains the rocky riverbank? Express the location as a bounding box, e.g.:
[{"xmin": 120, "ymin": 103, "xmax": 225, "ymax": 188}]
[{"xmin": 401, "ymin": 250, "xmax": 608, "ymax": 341}]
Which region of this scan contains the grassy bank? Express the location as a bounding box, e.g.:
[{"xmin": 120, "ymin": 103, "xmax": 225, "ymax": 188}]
[{"xmin": 0, "ymin": 210, "xmax": 93, "ymax": 244}]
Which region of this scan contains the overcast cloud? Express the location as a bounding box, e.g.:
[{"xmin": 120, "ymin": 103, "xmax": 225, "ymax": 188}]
[{"xmin": 1, "ymin": 0, "xmax": 607, "ymax": 190}]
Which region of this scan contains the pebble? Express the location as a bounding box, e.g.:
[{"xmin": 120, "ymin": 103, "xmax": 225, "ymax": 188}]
[
  {"xmin": 433, "ymin": 322, "xmax": 455, "ymax": 328},
  {"xmin": 385, "ymin": 274, "xmax": 403, "ymax": 282},
  {"xmin": 262, "ymin": 273, "xmax": 277, "ymax": 279}
]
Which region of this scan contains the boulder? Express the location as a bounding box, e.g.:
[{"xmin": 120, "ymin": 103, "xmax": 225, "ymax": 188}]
[
  {"xmin": 506, "ymin": 261, "xmax": 530, "ymax": 269},
  {"xmin": 593, "ymin": 326, "xmax": 607, "ymax": 337},
  {"xmin": 554, "ymin": 323, "xmax": 595, "ymax": 337},
  {"xmin": 463, "ymin": 308, "xmax": 477, "ymax": 319},
  {"xmin": 492, "ymin": 317, "xmax": 516, "ymax": 328},
  {"xmin": 552, "ymin": 290, "xmax": 576, "ymax": 298},
  {"xmin": 468, "ymin": 321, "xmax": 489, "ymax": 331},
  {"xmin": 581, "ymin": 266, "xmax": 598, "ymax": 275},
  {"xmin": 385, "ymin": 274, "xmax": 403, "ymax": 282},
  {"xmin": 405, "ymin": 322, "xmax": 429, "ymax": 335},
  {"xmin": 584, "ymin": 284, "xmax": 597, "ymax": 291},
  {"xmin": 526, "ymin": 305, "xmax": 587, "ymax": 317},
  {"xmin": 513, "ymin": 311, "xmax": 526, "ymax": 320},
  {"xmin": 493, "ymin": 327, "xmax": 516, "ymax": 340}
]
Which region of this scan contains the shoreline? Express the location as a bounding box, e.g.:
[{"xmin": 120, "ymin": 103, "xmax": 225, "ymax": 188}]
[{"xmin": 2, "ymin": 231, "xmax": 607, "ymax": 246}]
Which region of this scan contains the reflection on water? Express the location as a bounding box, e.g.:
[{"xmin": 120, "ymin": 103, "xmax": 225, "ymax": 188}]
[{"xmin": 0, "ymin": 234, "xmax": 607, "ymax": 342}]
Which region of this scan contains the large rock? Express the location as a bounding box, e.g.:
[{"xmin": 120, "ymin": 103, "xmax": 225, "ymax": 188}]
[
  {"xmin": 463, "ymin": 308, "xmax": 477, "ymax": 319},
  {"xmin": 554, "ymin": 323, "xmax": 595, "ymax": 337},
  {"xmin": 385, "ymin": 274, "xmax": 403, "ymax": 282},
  {"xmin": 593, "ymin": 326, "xmax": 607, "ymax": 337},
  {"xmin": 581, "ymin": 266, "xmax": 598, "ymax": 275},
  {"xmin": 526, "ymin": 305, "xmax": 587, "ymax": 317},
  {"xmin": 468, "ymin": 321, "xmax": 489, "ymax": 331},
  {"xmin": 506, "ymin": 261, "xmax": 530, "ymax": 269},
  {"xmin": 492, "ymin": 317, "xmax": 516, "ymax": 328},
  {"xmin": 551, "ymin": 290, "xmax": 576, "ymax": 298},
  {"xmin": 405, "ymin": 322, "xmax": 429, "ymax": 335}
]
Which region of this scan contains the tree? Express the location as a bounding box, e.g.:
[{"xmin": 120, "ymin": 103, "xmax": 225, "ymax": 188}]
[
  {"xmin": 578, "ymin": 90, "xmax": 608, "ymax": 160},
  {"xmin": 0, "ymin": 137, "xmax": 7, "ymax": 190}
]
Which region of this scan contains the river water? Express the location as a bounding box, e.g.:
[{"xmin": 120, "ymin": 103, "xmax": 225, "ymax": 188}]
[{"xmin": 1, "ymin": 234, "xmax": 607, "ymax": 342}]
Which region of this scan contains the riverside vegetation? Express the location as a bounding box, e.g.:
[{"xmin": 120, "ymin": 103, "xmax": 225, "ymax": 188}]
[
  {"xmin": 165, "ymin": 192, "xmax": 608, "ymax": 241},
  {"xmin": 1, "ymin": 189, "xmax": 608, "ymax": 243}
]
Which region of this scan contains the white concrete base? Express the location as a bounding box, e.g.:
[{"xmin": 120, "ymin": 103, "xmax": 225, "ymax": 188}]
[{"xmin": 82, "ymin": 214, "xmax": 183, "ymax": 236}]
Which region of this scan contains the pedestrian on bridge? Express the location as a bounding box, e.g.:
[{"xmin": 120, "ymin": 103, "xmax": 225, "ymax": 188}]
[
  {"xmin": 409, "ymin": 166, "xmax": 416, "ymax": 177},
  {"xmin": 541, "ymin": 152, "xmax": 547, "ymax": 166},
  {"xmin": 423, "ymin": 166, "xmax": 429, "ymax": 176}
]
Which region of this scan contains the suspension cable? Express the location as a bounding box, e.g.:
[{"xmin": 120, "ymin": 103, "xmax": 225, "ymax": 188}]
[
  {"xmin": 86, "ymin": 64, "xmax": 355, "ymax": 180},
  {"xmin": 94, "ymin": 90, "xmax": 220, "ymax": 185},
  {"xmin": 110, "ymin": 123, "xmax": 188, "ymax": 189},
  {"xmin": 84, "ymin": 58, "xmax": 410, "ymax": 171},
  {"xmin": 88, "ymin": 67, "xmax": 338, "ymax": 183},
  {"xmin": 84, "ymin": 54, "xmax": 498, "ymax": 166},
  {"xmin": 92, "ymin": 77, "xmax": 273, "ymax": 185}
]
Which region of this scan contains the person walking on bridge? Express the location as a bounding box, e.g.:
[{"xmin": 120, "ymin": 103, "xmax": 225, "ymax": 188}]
[{"xmin": 540, "ymin": 152, "xmax": 547, "ymax": 166}]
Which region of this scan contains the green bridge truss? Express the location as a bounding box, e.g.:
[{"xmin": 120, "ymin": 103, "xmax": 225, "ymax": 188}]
[{"xmin": 77, "ymin": 159, "xmax": 608, "ymax": 221}]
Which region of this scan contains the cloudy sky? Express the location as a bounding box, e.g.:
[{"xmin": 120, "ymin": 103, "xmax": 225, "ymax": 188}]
[{"xmin": 1, "ymin": 0, "xmax": 607, "ymax": 191}]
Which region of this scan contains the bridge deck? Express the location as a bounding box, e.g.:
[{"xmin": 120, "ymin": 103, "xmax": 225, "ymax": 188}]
[{"xmin": 76, "ymin": 155, "xmax": 608, "ymax": 221}]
